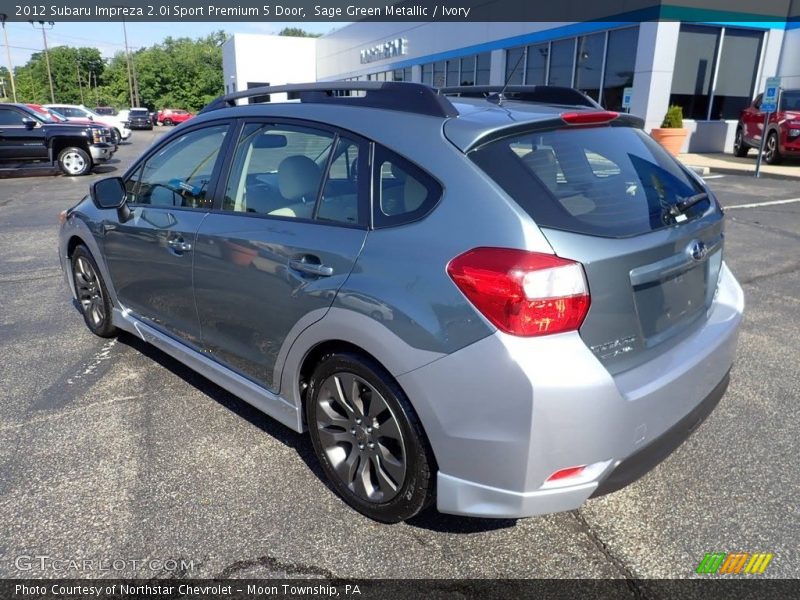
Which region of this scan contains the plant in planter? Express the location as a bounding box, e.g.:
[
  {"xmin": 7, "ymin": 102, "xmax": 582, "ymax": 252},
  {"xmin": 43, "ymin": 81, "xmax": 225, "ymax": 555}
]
[{"xmin": 651, "ymin": 105, "xmax": 689, "ymax": 156}]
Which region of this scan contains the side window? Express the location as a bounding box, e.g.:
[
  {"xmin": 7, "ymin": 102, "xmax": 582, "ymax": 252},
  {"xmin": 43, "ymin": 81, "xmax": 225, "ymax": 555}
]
[
  {"xmin": 373, "ymin": 147, "xmax": 442, "ymax": 228},
  {"xmin": 222, "ymin": 123, "xmax": 334, "ymax": 220},
  {"xmin": 0, "ymin": 108, "xmax": 26, "ymax": 126},
  {"xmin": 126, "ymin": 124, "xmax": 228, "ymax": 209},
  {"xmin": 317, "ymin": 136, "xmax": 364, "ymax": 225}
]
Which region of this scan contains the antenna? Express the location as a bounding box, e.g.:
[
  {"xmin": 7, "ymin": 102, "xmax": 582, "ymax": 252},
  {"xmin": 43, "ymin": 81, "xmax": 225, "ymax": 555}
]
[{"xmin": 494, "ymin": 50, "xmax": 526, "ymax": 105}]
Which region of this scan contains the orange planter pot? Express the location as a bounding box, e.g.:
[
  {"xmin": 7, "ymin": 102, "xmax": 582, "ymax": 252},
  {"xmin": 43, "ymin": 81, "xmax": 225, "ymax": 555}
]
[{"xmin": 651, "ymin": 128, "xmax": 688, "ymax": 156}]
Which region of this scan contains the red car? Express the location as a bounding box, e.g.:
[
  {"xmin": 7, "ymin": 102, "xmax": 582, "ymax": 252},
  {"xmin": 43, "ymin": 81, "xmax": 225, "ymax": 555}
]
[
  {"xmin": 734, "ymin": 88, "xmax": 800, "ymax": 164},
  {"xmin": 157, "ymin": 108, "xmax": 193, "ymax": 126}
]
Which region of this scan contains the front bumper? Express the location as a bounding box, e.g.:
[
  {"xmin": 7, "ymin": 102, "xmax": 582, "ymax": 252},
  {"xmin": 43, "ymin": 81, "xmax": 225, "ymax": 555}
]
[
  {"xmin": 89, "ymin": 144, "xmax": 113, "ymax": 162},
  {"xmin": 398, "ymin": 262, "xmax": 744, "ymax": 518},
  {"xmin": 119, "ymin": 127, "xmax": 132, "ymax": 139}
]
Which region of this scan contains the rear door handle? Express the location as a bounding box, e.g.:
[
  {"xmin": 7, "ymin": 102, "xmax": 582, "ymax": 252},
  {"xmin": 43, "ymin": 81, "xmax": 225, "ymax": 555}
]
[{"xmin": 289, "ymin": 258, "xmax": 333, "ymax": 277}]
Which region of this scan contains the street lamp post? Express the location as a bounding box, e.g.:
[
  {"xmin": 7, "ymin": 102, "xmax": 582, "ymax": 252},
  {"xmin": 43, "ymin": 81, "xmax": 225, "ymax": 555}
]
[
  {"xmin": 0, "ymin": 13, "xmax": 18, "ymax": 102},
  {"xmin": 30, "ymin": 20, "xmax": 55, "ymax": 103}
]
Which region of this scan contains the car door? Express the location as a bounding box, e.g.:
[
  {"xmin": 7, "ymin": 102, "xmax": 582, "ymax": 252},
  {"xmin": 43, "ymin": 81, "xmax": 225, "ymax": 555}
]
[
  {"xmin": 192, "ymin": 121, "xmax": 369, "ymax": 391},
  {"xmin": 102, "ymin": 121, "xmax": 232, "ymax": 347},
  {"xmin": 0, "ymin": 106, "xmax": 48, "ymax": 161},
  {"xmin": 742, "ymin": 94, "xmax": 763, "ymax": 144}
]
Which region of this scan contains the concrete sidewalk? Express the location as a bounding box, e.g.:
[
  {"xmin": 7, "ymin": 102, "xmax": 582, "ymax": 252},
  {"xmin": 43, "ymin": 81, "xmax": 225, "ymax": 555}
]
[{"xmin": 678, "ymin": 152, "xmax": 800, "ymax": 179}]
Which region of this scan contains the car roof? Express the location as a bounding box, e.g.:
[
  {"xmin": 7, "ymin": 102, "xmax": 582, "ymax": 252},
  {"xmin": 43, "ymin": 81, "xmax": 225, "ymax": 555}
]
[{"xmin": 192, "ymin": 82, "xmax": 645, "ymax": 152}]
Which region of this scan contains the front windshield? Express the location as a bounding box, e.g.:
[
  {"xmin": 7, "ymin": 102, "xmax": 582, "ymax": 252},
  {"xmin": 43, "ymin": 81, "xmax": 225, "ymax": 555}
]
[
  {"xmin": 781, "ymin": 91, "xmax": 800, "ymax": 111},
  {"xmin": 47, "ymin": 109, "xmax": 68, "ymax": 122}
]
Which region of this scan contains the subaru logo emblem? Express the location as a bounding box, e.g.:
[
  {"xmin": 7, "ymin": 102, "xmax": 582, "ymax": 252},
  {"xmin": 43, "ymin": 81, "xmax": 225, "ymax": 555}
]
[{"xmin": 688, "ymin": 240, "xmax": 708, "ymax": 261}]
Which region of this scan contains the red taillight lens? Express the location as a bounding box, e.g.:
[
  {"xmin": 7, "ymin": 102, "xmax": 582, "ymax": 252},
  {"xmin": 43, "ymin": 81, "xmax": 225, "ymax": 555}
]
[
  {"xmin": 561, "ymin": 111, "xmax": 619, "ymax": 125},
  {"xmin": 546, "ymin": 465, "xmax": 587, "ymax": 482},
  {"xmin": 447, "ymin": 247, "xmax": 590, "ymax": 337}
]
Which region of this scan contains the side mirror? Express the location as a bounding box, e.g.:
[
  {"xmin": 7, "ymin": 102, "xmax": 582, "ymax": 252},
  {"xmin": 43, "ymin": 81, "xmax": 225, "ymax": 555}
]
[
  {"xmin": 91, "ymin": 177, "xmax": 133, "ymax": 222},
  {"xmin": 88, "ymin": 114, "xmax": 94, "ymax": 121},
  {"xmin": 22, "ymin": 117, "xmax": 37, "ymax": 130},
  {"xmin": 91, "ymin": 177, "xmax": 126, "ymax": 209}
]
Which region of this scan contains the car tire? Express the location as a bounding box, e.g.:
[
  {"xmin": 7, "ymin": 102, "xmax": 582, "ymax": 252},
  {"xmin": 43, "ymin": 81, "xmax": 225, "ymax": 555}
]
[
  {"xmin": 57, "ymin": 147, "xmax": 92, "ymax": 176},
  {"xmin": 111, "ymin": 129, "xmax": 121, "ymax": 145},
  {"xmin": 71, "ymin": 245, "xmax": 118, "ymax": 338},
  {"xmin": 733, "ymin": 128, "xmax": 750, "ymax": 157},
  {"xmin": 305, "ymin": 352, "xmax": 435, "ymax": 523},
  {"xmin": 764, "ymin": 131, "xmax": 782, "ymax": 165},
  {"xmin": 164, "ymin": 118, "xmax": 173, "ymax": 126}
]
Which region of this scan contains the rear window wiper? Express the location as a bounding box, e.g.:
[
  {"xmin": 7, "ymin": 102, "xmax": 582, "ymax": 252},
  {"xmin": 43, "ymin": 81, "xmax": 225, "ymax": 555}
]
[{"xmin": 668, "ymin": 192, "xmax": 709, "ymax": 217}]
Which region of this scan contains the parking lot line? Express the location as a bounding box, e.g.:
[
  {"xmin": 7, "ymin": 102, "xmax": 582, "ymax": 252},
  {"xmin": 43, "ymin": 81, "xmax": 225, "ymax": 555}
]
[{"xmin": 725, "ymin": 197, "xmax": 800, "ymax": 209}]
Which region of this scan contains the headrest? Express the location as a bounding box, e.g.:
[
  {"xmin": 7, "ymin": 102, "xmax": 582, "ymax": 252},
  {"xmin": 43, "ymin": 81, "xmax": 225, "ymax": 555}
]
[{"xmin": 278, "ymin": 155, "xmax": 321, "ymax": 201}]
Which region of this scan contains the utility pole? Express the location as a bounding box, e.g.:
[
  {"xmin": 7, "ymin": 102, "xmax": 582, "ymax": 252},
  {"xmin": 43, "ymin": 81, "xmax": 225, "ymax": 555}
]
[
  {"xmin": 121, "ymin": 16, "xmax": 135, "ymax": 107},
  {"xmin": 76, "ymin": 61, "xmax": 84, "ymax": 104},
  {"xmin": 30, "ymin": 21, "xmax": 55, "ymax": 103},
  {"xmin": 0, "ymin": 14, "xmax": 17, "ymax": 102},
  {"xmin": 93, "ymin": 71, "xmax": 99, "ymax": 106},
  {"xmin": 131, "ymin": 52, "xmax": 140, "ymax": 107}
]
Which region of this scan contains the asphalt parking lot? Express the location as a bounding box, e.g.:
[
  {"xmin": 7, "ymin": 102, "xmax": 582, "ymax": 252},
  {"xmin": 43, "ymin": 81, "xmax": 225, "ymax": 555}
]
[{"xmin": 0, "ymin": 129, "xmax": 798, "ymax": 582}]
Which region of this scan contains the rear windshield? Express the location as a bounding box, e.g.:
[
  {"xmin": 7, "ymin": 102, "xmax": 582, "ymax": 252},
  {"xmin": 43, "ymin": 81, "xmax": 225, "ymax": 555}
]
[{"xmin": 469, "ymin": 126, "xmax": 710, "ymax": 237}]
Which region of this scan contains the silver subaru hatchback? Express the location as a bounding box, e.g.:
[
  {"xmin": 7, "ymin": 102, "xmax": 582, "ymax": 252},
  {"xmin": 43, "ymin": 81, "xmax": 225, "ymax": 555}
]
[{"xmin": 59, "ymin": 83, "xmax": 744, "ymax": 522}]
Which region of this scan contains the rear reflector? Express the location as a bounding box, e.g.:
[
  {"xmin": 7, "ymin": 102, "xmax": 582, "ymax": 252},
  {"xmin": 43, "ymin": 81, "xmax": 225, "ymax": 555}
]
[
  {"xmin": 447, "ymin": 247, "xmax": 590, "ymax": 337},
  {"xmin": 546, "ymin": 465, "xmax": 587, "ymax": 482},
  {"xmin": 561, "ymin": 111, "xmax": 619, "ymax": 125}
]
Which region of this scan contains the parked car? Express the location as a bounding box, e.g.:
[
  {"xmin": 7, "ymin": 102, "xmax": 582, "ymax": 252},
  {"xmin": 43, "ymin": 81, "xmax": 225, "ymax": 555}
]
[
  {"xmin": 45, "ymin": 104, "xmax": 132, "ymax": 144},
  {"xmin": 157, "ymin": 108, "xmax": 193, "ymax": 126},
  {"xmin": 94, "ymin": 106, "xmax": 117, "ymax": 116},
  {"xmin": 26, "ymin": 104, "xmax": 117, "ymax": 152},
  {"xmin": 126, "ymin": 108, "xmax": 154, "ymax": 130},
  {"xmin": 0, "ymin": 103, "xmax": 114, "ymax": 175},
  {"xmin": 734, "ymin": 88, "xmax": 800, "ymax": 164},
  {"xmin": 58, "ymin": 83, "xmax": 744, "ymax": 523}
]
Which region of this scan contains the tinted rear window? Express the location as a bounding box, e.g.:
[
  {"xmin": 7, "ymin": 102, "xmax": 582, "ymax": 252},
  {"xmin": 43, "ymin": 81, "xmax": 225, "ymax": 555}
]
[{"xmin": 469, "ymin": 126, "xmax": 709, "ymax": 237}]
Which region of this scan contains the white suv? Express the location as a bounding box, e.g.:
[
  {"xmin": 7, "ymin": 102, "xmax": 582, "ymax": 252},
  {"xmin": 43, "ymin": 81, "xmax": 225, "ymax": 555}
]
[{"xmin": 45, "ymin": 104, "xmax": 132, "ymax": 144}]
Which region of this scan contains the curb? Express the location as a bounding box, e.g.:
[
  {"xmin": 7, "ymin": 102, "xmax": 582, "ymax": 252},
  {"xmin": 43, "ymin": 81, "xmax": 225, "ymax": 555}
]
[{"xmin": 695, "ymin": 166, "xmax": 800, "ymax": 181}]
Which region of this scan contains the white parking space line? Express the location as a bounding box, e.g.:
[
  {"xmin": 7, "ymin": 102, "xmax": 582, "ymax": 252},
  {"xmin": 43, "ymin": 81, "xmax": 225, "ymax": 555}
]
[
  {"xmin": 702, "ymin": 175, "xmax": 726, "ymax": 179},
  {"xmin": 726, "ymin": 197, "xmax": 800, "ymax": 209}
]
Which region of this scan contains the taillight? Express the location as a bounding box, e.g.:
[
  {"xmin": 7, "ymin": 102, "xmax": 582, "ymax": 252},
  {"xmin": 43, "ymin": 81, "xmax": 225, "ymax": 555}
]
[
  {"xmin": 561, "ymin": 111, "xmax": 619, "ymax": 125},
  {"xmin": 447, "ymin": 247, "xmax": 590, "ymax": 337}
]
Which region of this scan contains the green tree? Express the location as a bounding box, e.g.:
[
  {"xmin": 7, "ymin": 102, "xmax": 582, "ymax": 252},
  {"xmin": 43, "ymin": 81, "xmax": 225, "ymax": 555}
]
[
  {"xmin": 14, "ymin": 46, "xmax": 104, "ymax": 105},
  {"xmin": 279, "ymin": 27, "xmax": 321, "ymax": 38}
]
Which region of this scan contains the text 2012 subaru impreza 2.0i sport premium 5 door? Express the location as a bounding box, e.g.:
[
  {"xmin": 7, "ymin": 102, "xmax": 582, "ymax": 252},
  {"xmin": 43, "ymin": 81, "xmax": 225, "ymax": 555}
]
[{"xmin": 58, "ymin": 83, "xmax": 744, "ymax": 523}]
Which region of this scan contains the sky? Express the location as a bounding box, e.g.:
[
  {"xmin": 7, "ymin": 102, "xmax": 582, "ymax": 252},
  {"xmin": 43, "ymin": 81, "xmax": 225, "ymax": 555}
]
[{"xmin": 1, "ymin": 21, "xmax": 349, "ymax": 69}]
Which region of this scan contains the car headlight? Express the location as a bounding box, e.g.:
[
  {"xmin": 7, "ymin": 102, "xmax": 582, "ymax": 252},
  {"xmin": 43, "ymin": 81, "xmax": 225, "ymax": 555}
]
[{"xmin": 788, "ymin": 124, "xmax": 800, "ymax": 137}]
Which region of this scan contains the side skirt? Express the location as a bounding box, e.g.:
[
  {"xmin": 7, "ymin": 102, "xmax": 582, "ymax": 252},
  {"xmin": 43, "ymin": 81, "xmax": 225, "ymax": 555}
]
[{"xmin": 112, "ymin": 308, "xmax": 303, "ymax": 432}]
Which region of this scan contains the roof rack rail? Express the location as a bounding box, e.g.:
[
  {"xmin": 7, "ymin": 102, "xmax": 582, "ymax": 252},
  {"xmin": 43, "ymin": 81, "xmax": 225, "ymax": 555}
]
[
  {"xmin": 199, "ymin": 81, "xmax": 459, "ymax": 118},
  {"xmin": 438, "ymin": 85, "xmax": 602, "ymax": 109}
]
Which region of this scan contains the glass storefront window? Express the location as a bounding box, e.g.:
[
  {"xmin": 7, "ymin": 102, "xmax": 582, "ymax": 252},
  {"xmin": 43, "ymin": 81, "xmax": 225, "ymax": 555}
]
[
  {"xmin": 446, "ymin": 59, "xmax": 460, "ymax": 86},
  {"xmin": 422, "ymin": 63, "xmax": 433, "ymax": 86},
  {"xmin": 669, "ymin": 25, "xmax": 720, "ymax": 120},
  {"xmin": 574, "ymin": 33, "xmax": 605, "ymax": 101},
  {"xmin": 525, "ymin": 43, "xmax": 548, "ymax": 85},
  {"xmin": 460, "ymin": 55, "xmax": 476, "ymax": 85},
  {"xmin": 433, "ymin": 61, "xmax": 446, "ymax": 87},
  {"xmin": 602, "ymin": 27, "xmax": 638, "ymax": 111},
  {"xmin": 711, "ymin": 29, "xmax": 763, "ymax": 119},
  {"xmin": 548, "ymin": 39, "xmax": 575, "ymax": 87},
  {"xmin": 505, "ymin": 47, "xmax": 525, "ymax": 84},
  {"xmin": 476, "ymin": 52, "xmax": 491, "ymax": 85}
]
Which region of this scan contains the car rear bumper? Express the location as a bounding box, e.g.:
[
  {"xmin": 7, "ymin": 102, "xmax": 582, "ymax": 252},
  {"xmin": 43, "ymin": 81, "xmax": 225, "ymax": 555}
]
[{"xmin": 398, "ymin": 262, "xmax": 743, "ymax": 518}]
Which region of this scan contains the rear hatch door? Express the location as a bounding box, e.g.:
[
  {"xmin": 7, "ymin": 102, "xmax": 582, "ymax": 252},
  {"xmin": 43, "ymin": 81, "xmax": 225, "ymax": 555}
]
[{"xmin": 468, "ymin": 121, "xmax": 723, "ymax": 374}]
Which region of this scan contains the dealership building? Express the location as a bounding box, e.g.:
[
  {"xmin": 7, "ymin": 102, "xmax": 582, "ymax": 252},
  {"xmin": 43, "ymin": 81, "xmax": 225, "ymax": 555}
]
[{"xmin": 223, "ymin": 15, "xmax": 800, "ymax": 152}]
